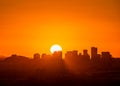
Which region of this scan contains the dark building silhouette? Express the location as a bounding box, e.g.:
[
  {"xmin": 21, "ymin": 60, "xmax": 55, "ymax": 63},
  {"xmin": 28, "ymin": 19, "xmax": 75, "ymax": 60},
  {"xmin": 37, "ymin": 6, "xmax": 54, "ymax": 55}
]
[
  {"xmin": 41, "ymin": 53, "xmax": 47, "ymax": 59},
  {"xmin": 52, "ymin": 51, "xmax": 62, "ymax": 61},
  {"xmin": 65, "ymin": 50, "xmax": 79, "ymax": 64},
  {"xmin": 72, "ymin": 50, "xmax": 78, "ymax": 57},
  {"xmin": 91, "ymin": 47, "xmax": 101, "ymax": 63},
  {"xmin": 79, "ymin": 53, "xmax": 82, "ymax": 56},
  {"xmin": 96, "ymin": 54, "xmax": 101, "ymax": 61},
  {"xmin": 33, "ymin": 53, "xmax": 40, "ymax": 60},
  {"xmin": 83, "ymin": 49, "xmax": 88, "ymax": 55},
  {"xmin": 102, "ymin": 52, "xmax": 111, "ymax": 58},
  {"xmin": 82, "ymin": 49, "xmax": 90, "ymax": 61},
  {"xmin": 91, "ymin": 47, "xmax": 98, "ymax": 59},
  {"xmin": 65, "ymin": 51, "xmax": 72, "ymax": 59},
  {"xmin": 65, "ymin": 50, "xmax": 78, "ymax": 58},
  {"xmin": 100, "ymin": 52, "xmax": 112, "ymax": 70},
  {"xmin": 101, "ymin": 52, "xmax": 112, "ymax": 61}
]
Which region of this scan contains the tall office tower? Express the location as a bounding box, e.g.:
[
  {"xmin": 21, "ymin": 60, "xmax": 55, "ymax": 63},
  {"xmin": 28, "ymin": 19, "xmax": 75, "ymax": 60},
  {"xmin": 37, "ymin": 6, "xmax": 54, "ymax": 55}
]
[
  {"xmin": 91, "ymin": 47, "xmax": 98, "ymax": 60},
  {"xmin": 83, "ymin": 49, "xmax": 90, "ymax": 61}
]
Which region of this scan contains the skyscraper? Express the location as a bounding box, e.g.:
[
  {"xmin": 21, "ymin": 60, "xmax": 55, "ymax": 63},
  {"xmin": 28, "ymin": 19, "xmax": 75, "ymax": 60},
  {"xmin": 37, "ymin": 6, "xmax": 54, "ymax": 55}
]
[
  {"xmin": 83, "ymin": 49, "xmax": 88, "ymax": 56},
  {"xmin": 101, "ymin": 52, "xmax": 112, "ymax": 61},
  {"xmin": 91, "ymin": 47, "xmax": 98, "ymax": 60},
  {"xmin": 83, "ymin": 49, "xmax": 90, "ymax": 61},
  {"xmin": 33, "ymin": 53, "xmax": 40, "ymax": 60}
]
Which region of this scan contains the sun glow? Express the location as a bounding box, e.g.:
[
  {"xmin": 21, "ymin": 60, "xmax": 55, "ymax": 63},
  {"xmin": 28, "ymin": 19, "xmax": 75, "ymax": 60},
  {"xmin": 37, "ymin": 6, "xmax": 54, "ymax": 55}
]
[{"xmin": 50, "ymin": 44, "xmax": 62, "ymax": 53}]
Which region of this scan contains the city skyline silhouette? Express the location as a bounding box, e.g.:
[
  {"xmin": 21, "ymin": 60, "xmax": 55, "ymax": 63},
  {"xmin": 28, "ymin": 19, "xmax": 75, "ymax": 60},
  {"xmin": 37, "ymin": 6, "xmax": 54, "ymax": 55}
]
[
  {"xmin": 0, "ymin": 46, "xmax": 120, "ymax": 86},
  {"xmin": 1, "ymin": 0, "xmax": 120, "ymax": 86},
  {"xmin": 0, "ymin": 46, "xmax": 119, "ymax": 59}
]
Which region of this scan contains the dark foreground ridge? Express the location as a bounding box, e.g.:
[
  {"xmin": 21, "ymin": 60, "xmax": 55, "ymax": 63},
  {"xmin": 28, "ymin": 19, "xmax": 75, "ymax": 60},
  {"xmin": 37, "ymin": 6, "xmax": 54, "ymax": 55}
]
[{"xmin": 0, "ymin": 47, "xmax": 120, "ymax": 86}]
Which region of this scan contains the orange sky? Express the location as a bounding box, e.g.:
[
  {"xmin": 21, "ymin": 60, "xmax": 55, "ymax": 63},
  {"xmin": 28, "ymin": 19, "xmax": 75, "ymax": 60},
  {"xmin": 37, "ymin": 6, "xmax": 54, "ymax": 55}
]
[{"xmin": 0, "ymin": 0, "xmax": 120, "ymax": 57}]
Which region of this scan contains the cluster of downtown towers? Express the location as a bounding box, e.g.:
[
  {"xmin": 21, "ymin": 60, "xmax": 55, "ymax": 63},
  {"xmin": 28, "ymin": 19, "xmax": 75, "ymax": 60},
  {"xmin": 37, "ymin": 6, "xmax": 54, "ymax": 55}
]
[
  {"xmin": 1, "ymin": 47, "xmax": 120, "ymax": 86},
  {"xmin": 4, "ymin": 46, "xmax": 116, "ymax": 72},
  {"xmin": 30, "ymin": 47, "xmax": 116, "ymax": 72},
  {"xmin": 33, "ymin": 47, "xmax": 112, "ymax": 63}
]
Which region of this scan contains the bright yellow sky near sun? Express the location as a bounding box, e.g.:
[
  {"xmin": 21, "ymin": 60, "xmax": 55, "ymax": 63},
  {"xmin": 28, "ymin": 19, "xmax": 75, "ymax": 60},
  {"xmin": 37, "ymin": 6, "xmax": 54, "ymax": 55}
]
[{"xmin": 0, "ymin": 0, "xmax": 120, "ymax": 57}]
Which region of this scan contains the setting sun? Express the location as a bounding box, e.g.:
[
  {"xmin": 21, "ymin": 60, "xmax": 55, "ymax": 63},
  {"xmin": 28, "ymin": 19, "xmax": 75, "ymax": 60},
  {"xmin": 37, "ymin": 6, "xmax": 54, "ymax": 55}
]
[{"xmin": 50, "ymin": 44, "xmax": 62, "ymax": 53}]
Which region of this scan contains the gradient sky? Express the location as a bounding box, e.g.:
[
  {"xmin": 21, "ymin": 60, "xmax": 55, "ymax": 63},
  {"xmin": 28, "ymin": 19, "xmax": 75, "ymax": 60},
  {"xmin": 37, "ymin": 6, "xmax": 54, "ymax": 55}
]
[{"xmin": 0, "ymin": 0, "xmax": 120, "ymax": 57}]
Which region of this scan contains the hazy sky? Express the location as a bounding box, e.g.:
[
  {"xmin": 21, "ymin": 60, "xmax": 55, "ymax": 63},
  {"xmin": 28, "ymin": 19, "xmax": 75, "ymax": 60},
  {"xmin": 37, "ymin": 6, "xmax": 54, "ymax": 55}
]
[{"xmin": 0, "ymin": 0, "xmax": 120, "ymax": 57}]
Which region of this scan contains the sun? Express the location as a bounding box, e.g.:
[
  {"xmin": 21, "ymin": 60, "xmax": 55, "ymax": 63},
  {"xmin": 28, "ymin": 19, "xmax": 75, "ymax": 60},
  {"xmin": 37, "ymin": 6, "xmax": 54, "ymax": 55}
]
[{"xmin": 50, "ymin": 44, "xmax": 62, "ymax": 53}]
